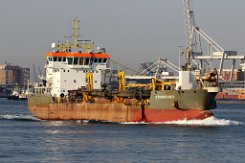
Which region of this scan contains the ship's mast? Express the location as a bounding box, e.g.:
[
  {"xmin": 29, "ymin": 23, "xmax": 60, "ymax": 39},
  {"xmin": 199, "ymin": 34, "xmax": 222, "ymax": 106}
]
[
  {"xmin": 72, "ymin": 17, "xmax": 94, "ymax": 52},
  {"xmin": 53, "ymin": 17, "xmax": 95, "ymax": 53},
  {"xmin": 73, "ymin": 17, "xmax": 79, "ymax": 48}
]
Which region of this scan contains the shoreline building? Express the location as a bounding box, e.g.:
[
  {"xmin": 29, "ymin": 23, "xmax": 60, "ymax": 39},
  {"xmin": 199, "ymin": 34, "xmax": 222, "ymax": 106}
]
[{"xmin": 0, "ymin": 63, "xmax": 30, "ymax": 87}]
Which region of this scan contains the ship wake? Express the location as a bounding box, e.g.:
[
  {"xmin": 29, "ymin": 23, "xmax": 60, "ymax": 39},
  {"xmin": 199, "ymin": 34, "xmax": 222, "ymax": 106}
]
[
  {"xmin": 121, "ymin": 116, "xmax": 243, "ymax": 126},
  {"xmin": 162, "ymin": 116, "xmax": 243, "ymax": 126},
  {"xmin": 0, "ymin": 114, "xmax": 41, "ymax": 121}
]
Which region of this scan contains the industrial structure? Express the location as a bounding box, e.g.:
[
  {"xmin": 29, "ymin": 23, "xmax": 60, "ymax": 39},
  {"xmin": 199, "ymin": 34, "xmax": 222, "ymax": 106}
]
[
  {"xmin": 0, "ymin": 63, "xmax": 30, "ymax": 87},
  {"xmin": 116, "ymin": 0, "xmax": 245, "ymax": 84},
  {"xmin": 183, "ymin": 0, "xmax": 245, "ymax": 81}
]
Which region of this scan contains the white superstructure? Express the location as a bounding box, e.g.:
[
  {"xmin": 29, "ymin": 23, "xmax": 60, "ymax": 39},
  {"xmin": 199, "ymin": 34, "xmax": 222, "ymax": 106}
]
[
  {"xmin": 36, "ymin": 17, "xmax": 110, "ymax": 97},
  {"xmin": 45, "ymin": 52, "xmax": 110, "ymax": 97}
]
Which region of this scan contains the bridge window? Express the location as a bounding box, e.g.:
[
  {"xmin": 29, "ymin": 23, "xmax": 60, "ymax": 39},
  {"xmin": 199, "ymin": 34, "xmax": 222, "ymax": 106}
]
[
  {"xmin": 67, "ymin": 57, "xmax": 73, "ymax": 65},
  {"xmin": 79, "ymin": 58, "xmax": 84, "ymax": 65},
  {"xmin": 84, "ymin": 58, "xmax": 89, "ymax": 65},
  {"xmin": 94, "ymin": 58, "xmax": 98, "ymax": 63},
  {"xmin": 48, "ymin": 57, "xmax": 53, "ymax": 61},
  {"xmin": 90, "ymin": 58, "xmax": 94, "ymax": 63},
  {"xmin": 98, "ymin": 58, "xmax": 102, "ymax": 63},
  {"xmin": 103, "ymin": 58, "xmax": 107, "ymax": 63},
  {"xmin": 54, "ymin": 57, "xmax": 57, "ymax": 62},
  {"xmin": 74, "ymin": 57, "xmax": 78, "ymax": 65},
  {"xmin": 62, "ymin": 57, "xmax": 66, "ymax": 62},
  {"xmin": 58, "ymin": 57, "xmax": 62, "ymax": 62}
]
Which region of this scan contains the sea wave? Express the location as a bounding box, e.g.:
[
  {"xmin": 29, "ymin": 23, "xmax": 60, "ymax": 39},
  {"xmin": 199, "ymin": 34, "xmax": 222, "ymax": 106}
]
[
  {"xmin": 0, "ymin": 114, "xmax": 41, "ymax": 121},
  {"xmin": 162, "ymin": 116, "xmax": 244, "ymax": 126},
  {"xmin": 121, "ymin": 116, "xmax": 244, "ymax": 126},
  {"xmin": 1, "ymin": 114, "xmax": 242, "ymax": 126}
]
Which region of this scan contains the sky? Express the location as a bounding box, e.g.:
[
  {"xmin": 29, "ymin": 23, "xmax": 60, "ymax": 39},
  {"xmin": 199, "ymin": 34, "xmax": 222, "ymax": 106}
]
[{"xmin": 0, "ymin": 0, "xmax": 245, "ymax": 72}]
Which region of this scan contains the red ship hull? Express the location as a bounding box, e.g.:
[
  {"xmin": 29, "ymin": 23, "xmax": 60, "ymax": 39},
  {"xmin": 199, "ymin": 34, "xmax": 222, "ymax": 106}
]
[
  {"xmin": 143, "ymin": 109, "xmax": 213, "ymax": 123},
  {"xmin": 28, "ymin": 102, "xmax": 213, "ymax": 123}
]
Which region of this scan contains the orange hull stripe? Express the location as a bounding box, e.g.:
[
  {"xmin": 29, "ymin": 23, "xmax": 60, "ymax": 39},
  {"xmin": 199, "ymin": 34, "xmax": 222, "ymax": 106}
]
[{"xmin": 47, "ymin": 52, "xmax": 110, "ymax": 59}]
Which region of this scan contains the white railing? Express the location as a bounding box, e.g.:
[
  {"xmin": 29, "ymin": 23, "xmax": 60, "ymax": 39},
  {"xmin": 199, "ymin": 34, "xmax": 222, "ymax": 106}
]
[{"xmin": 34, "ymin": 86, "xmax": 52, "ymax": 94}]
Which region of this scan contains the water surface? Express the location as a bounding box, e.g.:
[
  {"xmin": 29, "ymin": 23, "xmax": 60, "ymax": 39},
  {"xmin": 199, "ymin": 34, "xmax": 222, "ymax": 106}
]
[{"xmin": 0, "ymin": 98, "xmax": 244, "ymax": 163}]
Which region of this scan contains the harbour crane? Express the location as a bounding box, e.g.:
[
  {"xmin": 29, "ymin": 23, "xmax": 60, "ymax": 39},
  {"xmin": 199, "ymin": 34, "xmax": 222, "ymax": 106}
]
[
  {"xmin": 183, "ymin": 0, "xmax": 198, "ymax": 70},
  {"xmin": 183, "ymin": 0, "xmax": 245, "ymax": 80}
]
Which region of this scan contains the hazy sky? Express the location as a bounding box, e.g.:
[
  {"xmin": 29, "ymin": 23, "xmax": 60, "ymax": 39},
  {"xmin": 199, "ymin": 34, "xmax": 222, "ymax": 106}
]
[{"xmin": 0, "ymin": 0, "xmax": 245, "ymax": 71}]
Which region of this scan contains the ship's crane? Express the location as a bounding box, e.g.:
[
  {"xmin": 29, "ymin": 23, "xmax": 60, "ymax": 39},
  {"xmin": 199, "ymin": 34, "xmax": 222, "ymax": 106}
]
[{"xmin": 183, "ymin": 0, "xmax": 245, "ymax": 80}]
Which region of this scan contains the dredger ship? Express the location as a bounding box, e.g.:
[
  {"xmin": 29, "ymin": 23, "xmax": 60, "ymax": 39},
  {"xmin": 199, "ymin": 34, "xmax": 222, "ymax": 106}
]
[{"xmin": 28, "ymin": 18, "xmax": 219, "ymax": 123}]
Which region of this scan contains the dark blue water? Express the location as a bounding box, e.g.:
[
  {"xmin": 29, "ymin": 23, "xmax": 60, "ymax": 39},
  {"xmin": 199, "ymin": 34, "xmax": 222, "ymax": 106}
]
[{"xmin": 0, "ymin": 98, "xmax": 244, "ymax": 163}]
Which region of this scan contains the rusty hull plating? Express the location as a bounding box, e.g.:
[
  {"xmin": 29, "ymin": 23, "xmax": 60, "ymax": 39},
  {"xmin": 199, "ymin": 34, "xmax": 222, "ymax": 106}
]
[{"xmin": 28, "ymin": 89, "xmax": 217, "ymax": 123}]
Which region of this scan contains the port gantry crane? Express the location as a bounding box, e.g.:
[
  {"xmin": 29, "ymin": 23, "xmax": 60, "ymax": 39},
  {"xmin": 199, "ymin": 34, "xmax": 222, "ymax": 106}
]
[{"xmin": 183, "ymin": 0, "xmax": 245, "ymax": 80}]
